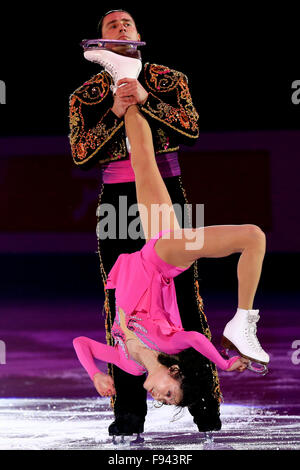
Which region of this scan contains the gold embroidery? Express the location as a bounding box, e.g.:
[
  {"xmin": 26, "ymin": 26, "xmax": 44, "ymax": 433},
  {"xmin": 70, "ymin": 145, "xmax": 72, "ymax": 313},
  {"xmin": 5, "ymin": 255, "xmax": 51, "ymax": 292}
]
[
  {"xmin": 142, "ymin": 102, "xmax": 199, "ymax": 139},
  {"xmin": 97, "ymin": 183, "xmax": 116, "ymax": 409},
  {"xmin": 156, "ymin": 146, "xmax": 179, "ymax": 155},
  {"xmin": 69, "ymin": 97, "xmax": 124, "ymax": 165},
  {"xmin": 141, "ymin": 63, "xmax": 199, "ymax": 139},
  {"xmin": 155, "ymin": 128, "xmax": 170, "ymax": 151},
  {"xmin": 144, "ymin": 64, "xmax": 181, "ymax": 93},
  {"xmin": 69, "ymin": 64, "xmax": 199, "ymax": 166},
  {"xmin": 69, "ymin": 71, "xmax": 126, "ymax": 166},
  {"xmin": 178, "ymin": 76, "xmax": 199, "ymax": 133},
  {"xmin": 73, "ymin": 72, "xmax": 111, "ymax": 105}
]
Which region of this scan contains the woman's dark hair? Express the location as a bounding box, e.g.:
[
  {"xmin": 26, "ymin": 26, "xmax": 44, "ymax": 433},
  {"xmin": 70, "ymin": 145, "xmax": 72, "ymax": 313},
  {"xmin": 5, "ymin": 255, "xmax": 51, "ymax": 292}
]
[
  {"xmin": 157, "ymin": 348, "xmax": 216, "ymax": 408},
  {"xmin": 97, "ymin": 9, "xmax": 137, "ymax": 37}
]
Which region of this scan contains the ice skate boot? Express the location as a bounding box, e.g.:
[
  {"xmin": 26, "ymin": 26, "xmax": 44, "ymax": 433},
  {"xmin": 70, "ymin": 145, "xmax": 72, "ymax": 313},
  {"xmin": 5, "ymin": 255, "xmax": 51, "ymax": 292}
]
[
  {"xmin": 221, "ymin": 308, "xmax": 269, "ymax": 375},
  {"xmin": 83, "ymin": 48, "xmax": 142, "ymax": 94},
  {"xmin": 109, "ymin": 413, "xmax": 145, "ymax": 446}
]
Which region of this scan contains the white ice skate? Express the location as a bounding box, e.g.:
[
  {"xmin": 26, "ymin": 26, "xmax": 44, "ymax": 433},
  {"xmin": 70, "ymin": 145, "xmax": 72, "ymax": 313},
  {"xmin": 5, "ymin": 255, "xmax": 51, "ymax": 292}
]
[
  {"xmin": 221, "ymin": 308, "xmax": 270, "ymax": 375},
  {"xmin": 83, "ymin": 48, "xmax": 142, "ymax": 94}
]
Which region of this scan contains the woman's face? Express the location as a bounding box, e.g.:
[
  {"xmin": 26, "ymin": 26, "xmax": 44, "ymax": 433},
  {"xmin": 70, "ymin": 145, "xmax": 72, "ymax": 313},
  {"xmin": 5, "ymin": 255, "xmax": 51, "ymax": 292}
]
[{"xmin": 143, "ymin": 366, "xmax": 183, "ymax": 405}]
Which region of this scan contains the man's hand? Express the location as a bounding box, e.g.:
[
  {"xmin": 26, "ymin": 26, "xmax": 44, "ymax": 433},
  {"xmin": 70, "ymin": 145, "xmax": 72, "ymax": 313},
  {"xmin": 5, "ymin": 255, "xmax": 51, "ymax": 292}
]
[
  {"xmin": 111, "ymin": 95, "xmax": 136, "ymax": 118},
  {"xmin": 93, "ymin": 372, "xmax": 116, "ymax": 397},
  {"xmin": 111, "ymin": 78, "xmax": 148, "ymax": 118},
  {"xmin": 117, "ymin": 78, "xmax": 148, "ymax": 105}
]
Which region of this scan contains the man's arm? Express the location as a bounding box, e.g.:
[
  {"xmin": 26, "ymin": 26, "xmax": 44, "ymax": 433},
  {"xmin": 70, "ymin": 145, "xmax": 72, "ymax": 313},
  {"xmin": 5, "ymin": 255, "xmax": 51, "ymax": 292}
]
[
  {"xmin": 68, "ymin": 73, "xmax": 125, "ymax": 169},
  {"xmin": 139, "ymin": 63, "xmax": 199, "ymax": 143},
  {"xmin": 114, "ymin": 64, "xmax": 199, "ymax": 145}
]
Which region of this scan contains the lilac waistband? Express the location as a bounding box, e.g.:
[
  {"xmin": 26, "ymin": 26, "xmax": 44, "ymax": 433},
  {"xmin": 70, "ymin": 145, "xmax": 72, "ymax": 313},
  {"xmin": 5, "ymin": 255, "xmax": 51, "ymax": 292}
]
[{"xmin": 100, "ymin": 152, "xmax": 181, "ymax": 184}]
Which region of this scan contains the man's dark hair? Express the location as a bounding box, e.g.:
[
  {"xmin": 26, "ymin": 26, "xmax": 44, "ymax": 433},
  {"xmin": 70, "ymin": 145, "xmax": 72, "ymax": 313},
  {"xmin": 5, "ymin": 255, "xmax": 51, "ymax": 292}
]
[{"xmin": 97, "ymin": 9, "xmax": 137, "ymax": 37}]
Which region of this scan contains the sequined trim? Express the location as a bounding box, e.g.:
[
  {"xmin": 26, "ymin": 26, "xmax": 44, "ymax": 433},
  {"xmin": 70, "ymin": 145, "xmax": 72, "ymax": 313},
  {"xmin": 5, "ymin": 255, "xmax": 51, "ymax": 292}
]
[
  {"xmin": 111, "ymin": 306, "xmax": 148, "ymax": 371},
  {"xmin": 141, "ymin": 63, "xmax": 199, "ymax": 139},
  {"xmin": 69, "ymin": 99, "xmax": 124, "ymax": 166},
  {"xmin": 144, "ymin": 64, "xmax": 180, "ymax": 93},
  {"xmin": 97, "ymin": 183, "xmax": 116, "ymax": 408},
  {"xmin": 111, "ymin": 323, "xmax": 129, "ymax": 359},
  {"xmin": 127, "ymin": 315, "xmax": 163, "ymax": 354},
  {"xmin": 72, "ymin": 72, "xmax": 111, "ymax": 105},
  {"xmin": 141, "ymin": 94, "xmax": 199, "ymax": 139},
  {"xmin": 132, "ymin": 330, "xmax": 163, "ymax": 354}
]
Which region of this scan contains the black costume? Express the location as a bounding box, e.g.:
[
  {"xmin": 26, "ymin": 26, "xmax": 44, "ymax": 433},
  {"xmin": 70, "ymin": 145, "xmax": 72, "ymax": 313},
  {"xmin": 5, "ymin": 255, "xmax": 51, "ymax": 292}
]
[{"xmin": 69, "ymin": 62, "xmax": 222, "ymax": 432}]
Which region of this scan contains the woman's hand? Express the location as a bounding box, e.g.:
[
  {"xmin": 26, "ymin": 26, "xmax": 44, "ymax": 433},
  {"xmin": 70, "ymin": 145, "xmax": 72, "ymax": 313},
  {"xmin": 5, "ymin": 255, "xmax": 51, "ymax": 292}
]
[
  {"xmin": 93, "ymin": 372, "xmax": 116, "ymax": 397},
  {"xmin": 225, "ymin": 356, "xmax": 249, "ymax": 372}
]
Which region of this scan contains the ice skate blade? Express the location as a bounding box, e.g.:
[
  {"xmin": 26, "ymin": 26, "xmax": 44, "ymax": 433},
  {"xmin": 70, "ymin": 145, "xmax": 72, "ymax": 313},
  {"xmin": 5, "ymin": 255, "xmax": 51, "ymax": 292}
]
[
  {"xmin": 221, "ymin": 336, "xmax": 269, "ymax": 375},
  {"xmin": 81, "ymin": 39, "xmax": 146, "ymax": 49},
  {"xmin": 111, "ymin": 434, "xmax": 144, "ymax": 446},
  {"xmin": 81, "ymin": 39, "xmax": 146, "ymax": 59},
  {"xmin": 112, "ymin": 435, "xmax": 124, "ymax": 445},
  {"xmin": 202, "ymin": 432, "xmax": 217, "ymax": 450},
  {"xmin": 246, "ymin": 361, "xmax": 268, "ymax": 376},
  {"xmin": 203, "ymin": 432, "xmax": 214, "ymax": 443},
  {"xmin": 112, "ymin": 435, "xmax": 126, "ymax": 445}
]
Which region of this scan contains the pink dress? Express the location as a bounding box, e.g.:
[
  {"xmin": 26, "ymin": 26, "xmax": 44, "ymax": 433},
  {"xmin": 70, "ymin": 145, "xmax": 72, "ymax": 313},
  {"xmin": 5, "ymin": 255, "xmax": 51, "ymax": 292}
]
[{"xmin": 73, "ymin": 229, "xmax": 239, "ymax": 380}]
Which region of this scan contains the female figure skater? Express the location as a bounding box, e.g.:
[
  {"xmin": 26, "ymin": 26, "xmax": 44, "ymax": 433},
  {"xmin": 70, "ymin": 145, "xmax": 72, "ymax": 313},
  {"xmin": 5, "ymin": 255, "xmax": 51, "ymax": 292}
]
[{"xmin": 73, "ymin": 103, "xmax": 269, "ymax": 408}]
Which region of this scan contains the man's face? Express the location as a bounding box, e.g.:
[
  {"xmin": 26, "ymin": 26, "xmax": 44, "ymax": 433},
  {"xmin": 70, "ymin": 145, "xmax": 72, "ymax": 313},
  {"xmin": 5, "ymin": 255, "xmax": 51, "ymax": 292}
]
[{"xmin": 101, "ymin": 11, "xmax": 140, "ymax": 41}]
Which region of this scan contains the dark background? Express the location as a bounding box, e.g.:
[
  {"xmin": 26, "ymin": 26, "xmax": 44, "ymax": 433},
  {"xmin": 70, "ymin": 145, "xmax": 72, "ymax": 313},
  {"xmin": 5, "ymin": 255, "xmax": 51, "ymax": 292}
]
[
  {"xmin": 0, "ymin": 3, "xmax": 299, "ymax": 294},
  {"xmin": 0, "ymin": 2, "xmax": 299, "ymax": 135}
]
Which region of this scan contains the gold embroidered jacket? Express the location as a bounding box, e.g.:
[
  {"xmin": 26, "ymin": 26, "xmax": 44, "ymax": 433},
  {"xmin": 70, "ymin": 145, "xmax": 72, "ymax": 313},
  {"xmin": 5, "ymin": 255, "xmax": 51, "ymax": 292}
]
[{"xmin": 69, "ymin": 63, "xmax": 199, "ymax": 169}]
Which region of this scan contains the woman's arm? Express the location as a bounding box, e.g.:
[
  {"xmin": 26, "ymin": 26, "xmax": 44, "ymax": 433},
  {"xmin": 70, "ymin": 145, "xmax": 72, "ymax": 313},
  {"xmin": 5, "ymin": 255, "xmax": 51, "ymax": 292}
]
[
  {"xmin": 174, "ymin": 331, "xmax": 246, "ymax": 371},
  {"xmin": 73, "ymin": 336, "xmax": 122, "ymax": 381}
]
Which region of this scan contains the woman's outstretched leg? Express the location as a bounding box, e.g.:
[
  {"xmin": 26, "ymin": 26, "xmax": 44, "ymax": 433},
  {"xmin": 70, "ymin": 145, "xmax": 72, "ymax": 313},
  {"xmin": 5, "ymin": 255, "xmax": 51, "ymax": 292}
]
[
  {"xmin": 155, "ymin": 224, "xmax": 266, "ymax": 311},
  {"xmin": 124, "ymin": 105, "xmax": 180, "ymax": 242},
  {"xmin": 155, "ymin": 223, "xmax": 269, "ymax": 369}
]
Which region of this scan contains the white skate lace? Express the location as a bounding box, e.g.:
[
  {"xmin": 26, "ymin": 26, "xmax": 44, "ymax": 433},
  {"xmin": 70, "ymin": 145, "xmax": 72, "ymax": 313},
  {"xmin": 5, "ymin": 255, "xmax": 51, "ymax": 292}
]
[
  {"xmin": 99, "ymin": 60, "xmax": 118, "ymax": 87},
  {"xmin": 244, "ymin": 314, "xmax": 263, "ymax": 352}
]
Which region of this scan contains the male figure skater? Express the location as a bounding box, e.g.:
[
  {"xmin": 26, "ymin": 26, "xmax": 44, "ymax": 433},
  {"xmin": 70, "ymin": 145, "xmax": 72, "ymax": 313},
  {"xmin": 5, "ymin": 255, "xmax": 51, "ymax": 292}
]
[{"xmin": 69, "ymin": 9, "xmax": 222, "ymax": 438}]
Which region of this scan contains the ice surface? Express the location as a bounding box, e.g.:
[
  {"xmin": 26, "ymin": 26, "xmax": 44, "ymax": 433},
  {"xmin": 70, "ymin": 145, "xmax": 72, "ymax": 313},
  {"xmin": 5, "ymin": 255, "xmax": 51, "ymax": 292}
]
[{"xmin": 0, "ymin": 398, "xmax": 299, "ymax": 450}]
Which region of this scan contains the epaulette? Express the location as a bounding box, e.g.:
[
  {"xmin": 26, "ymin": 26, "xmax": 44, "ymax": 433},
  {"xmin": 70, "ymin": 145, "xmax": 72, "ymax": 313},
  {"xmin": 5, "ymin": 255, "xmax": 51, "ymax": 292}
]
[
  {"xmin": 72, "ymin": 72, "xmax": 112, "ymax": 105},
  {"xmin": 143, "ymin": 62, "xmax": 186, "ymax": 93}
]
